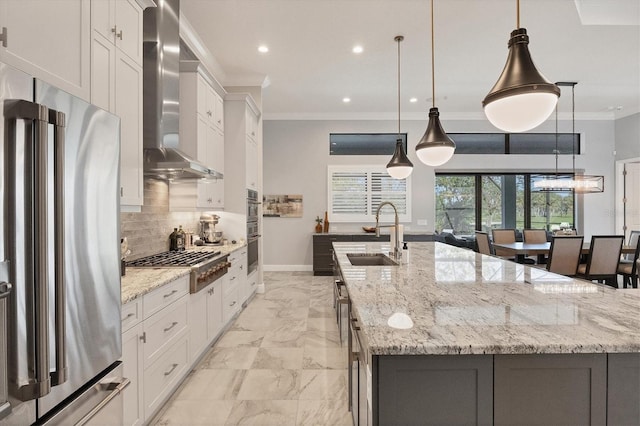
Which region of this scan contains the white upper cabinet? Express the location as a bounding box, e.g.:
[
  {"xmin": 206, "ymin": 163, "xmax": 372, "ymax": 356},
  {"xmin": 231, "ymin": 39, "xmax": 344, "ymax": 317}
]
[
  {"xmin": 224, "ymin": 93, "xmax": 261, "ymax": 215},
  {"xmin": 90, "ymin": 0, "xmax": 151, "ymax": 208},
  {"xmin": 0, "ymin": 0, "xmax": 91, "ymax": 100},
  {"xmin": 92, "ymin": 0, "xmax": 144, "ymax": 64},
  {"xmin": 170, "ymin": 61, "xmax": 225, "ymax": 211}
]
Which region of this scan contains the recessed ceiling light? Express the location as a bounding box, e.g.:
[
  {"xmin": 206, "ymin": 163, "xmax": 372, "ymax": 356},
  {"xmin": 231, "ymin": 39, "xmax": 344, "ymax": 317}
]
[
  {"xmin": 352, "ymin": 45, "xmax": 363, "ymax": 54},
  {"xmin": 258, "ymin": 45, "xmax": 269, "ymax": 53},
  {"xmin": 409, "ymin": 97, "xmax": 418, "ymax": 103},
  {"xmin": 343, "ymin": 97, "xmax": 351, "ymax": 103}
]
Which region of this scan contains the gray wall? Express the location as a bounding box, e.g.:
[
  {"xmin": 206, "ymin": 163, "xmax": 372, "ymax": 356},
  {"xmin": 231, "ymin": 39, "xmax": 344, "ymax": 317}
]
[
  {"xmin": 263, "ymin": 117, "xmax": 618, "ymax": 269},
  {"xmin": 615, "ymin": 113, "xmax": 640, "ymax": 160}
]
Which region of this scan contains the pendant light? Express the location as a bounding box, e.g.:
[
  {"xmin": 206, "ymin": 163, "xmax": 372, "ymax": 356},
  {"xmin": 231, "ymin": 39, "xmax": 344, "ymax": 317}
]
[
  {"xmin": 534, "ymin": 82, "xmax": 604, "ymax": 192},
  {"xmin": 483, "ymin": 0, "xmax": 560, "ymax": 133},
  {"xmin": 386, "ymin": 35, "xmax": 413, "ymax": 180},
  {"xmin": 415, "ymin": 0, "xmax": 455, "ymax": 167}
]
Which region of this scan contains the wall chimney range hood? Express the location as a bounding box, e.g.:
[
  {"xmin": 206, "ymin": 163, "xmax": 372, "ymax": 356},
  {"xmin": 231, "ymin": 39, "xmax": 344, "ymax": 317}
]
[{"xmin": 142, "ymin": 0, "xmax": 222, "ymax": 180}]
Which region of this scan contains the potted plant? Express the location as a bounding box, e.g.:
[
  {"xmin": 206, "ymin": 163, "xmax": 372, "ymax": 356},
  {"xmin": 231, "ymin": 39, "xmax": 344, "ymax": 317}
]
[{"xmin": 315, "ymin": 216, "xmax": 323, "ymax": 233}]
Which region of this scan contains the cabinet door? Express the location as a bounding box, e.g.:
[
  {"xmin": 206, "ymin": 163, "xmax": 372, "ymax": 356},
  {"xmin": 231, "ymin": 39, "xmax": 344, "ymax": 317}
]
[
  {"xmin": 188, "ymin": 291, "xmax": 208, "ymax": 364},
  {"xmin": 122, "ymin": 323, "xmax": 144, "ymax": 426},
  {"xmin": 115, "ymin": 50, "xmax": 143, "ymax": 207},
  {"xmin": 206, "ymin": 282, "xmax": 223, "ymax": 340},
  {"xmin": 246, "ymin": 138, "xmax": 258, "ymax": 190},
  {"xmin": 245, "ymin": 107, "xmax": 256, "ymax": 141},
  {"xmin": 194, "ymin": 180, "xmax": 222, "ymax": 209},
  {"xmin": 196, "ymin": 75, "xmax": 208, "ymax": 119},
  {"xmin": 91, "ymin": 0, "xmax": 114, "ymax": 43},
  {"xmin": 196, "ymin": 115, "xmax": 209, "ymax": 164},
  {"xmin": 209, "ymin": 128, "xmax": 224, "ymax": 174},
  {"xmin": 214, "ymin": 92, "xmax": 224, "ymax": 131},
  {"xmin": 90, "ymin": 32, "xmax": 115, "ymax": 111},
  {"xmin": 114, "ymin": 0, "xmax": 143, "ymax": 65},
  {"xmin": 0, "ymin": 0, "xmax": 91, "ymax": 100}
]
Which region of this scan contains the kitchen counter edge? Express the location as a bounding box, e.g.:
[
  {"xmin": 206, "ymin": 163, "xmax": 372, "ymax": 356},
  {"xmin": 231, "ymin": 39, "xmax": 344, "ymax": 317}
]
[{"xmin": 121, "ymin": 243, "xmax": 247, "ymax": 304}]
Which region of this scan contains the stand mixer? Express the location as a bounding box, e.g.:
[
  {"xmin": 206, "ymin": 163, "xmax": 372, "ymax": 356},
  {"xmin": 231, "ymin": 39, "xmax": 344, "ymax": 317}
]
[{"xmin": 199, "ymin": 214, "xmax": 223, "ymax": 244}]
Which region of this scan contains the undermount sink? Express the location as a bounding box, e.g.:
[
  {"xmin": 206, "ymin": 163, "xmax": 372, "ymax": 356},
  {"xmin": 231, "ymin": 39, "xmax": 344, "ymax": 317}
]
[{"xmin": 347, "ymin": 253, "xmax": 398, "ymax": 266}]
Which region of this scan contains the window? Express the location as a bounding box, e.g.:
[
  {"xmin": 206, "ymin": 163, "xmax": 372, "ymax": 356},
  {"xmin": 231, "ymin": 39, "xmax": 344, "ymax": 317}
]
[
  {"xmin": 328, "ymin": 165, "xmax": 411, "ymax": 222},
  {"xmin": 435, "ymin": 173, "xmax": 575, "ymax": 234},
  {"xmin": 448, "ymin": 133, "xmax": 580, "ymax": 155},
  {"xmin": 330, "ymin": 133, "xmax": 408, "ymax": 155}
]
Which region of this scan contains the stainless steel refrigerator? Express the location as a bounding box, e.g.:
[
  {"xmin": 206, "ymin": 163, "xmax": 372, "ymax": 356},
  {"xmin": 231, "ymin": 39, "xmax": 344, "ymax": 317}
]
[{"xmin": 0, "ymin": 61, "xmax": 126, "ymax": 425}]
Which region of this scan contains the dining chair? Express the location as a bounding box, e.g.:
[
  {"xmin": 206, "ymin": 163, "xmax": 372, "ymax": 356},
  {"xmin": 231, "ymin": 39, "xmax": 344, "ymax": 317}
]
[
  {"xmin": 492, "ymin": 229, "xmax": 517, "ymax": 260},
  {"xmin": 475, "ymin": 231, "xmax": 492, "ymax": 255},
  {"xmin": 617, "ymin": 235, "xmax": 640, "ymax": 288},
  {"xmin": 523, "ymin": 228, "xmax": 549, "ymax": 264},
  {"xmin": 546, "ymin": 236, "xmax": 584, "ymax": 276},
  {"xmin": 576, "ymin": 235, "xmax": 624, "ymax": 287},
  {"xmin": 621, "ymin": 230, "xmax": 640, "ymax": 263}
]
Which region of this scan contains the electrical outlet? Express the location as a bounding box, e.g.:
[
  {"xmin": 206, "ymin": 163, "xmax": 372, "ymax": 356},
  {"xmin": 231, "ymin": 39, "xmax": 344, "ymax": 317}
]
[{"xmin": 417, "ymin": 219, "xmax": 428, "ymax": 226}]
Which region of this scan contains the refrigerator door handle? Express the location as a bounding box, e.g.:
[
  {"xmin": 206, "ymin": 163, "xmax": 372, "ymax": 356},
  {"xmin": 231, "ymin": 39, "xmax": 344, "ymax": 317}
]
[
  {"xmin": 74, "ymin": 377, "xmax": 130, "ymax": 426},
  {"xmin": 49, "ymin": 109, "xmax": 67, "ymax": 387},
  {"xmin": 0, "ymin": 282, "xmax": 11, "ymax": 300},
  {"xmin": 4, "ymin": 99, "xmax": 52, "ymax": 400}
]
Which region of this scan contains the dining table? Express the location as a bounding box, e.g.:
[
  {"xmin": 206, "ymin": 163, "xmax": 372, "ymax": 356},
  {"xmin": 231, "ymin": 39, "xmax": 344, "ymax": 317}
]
[{"xmin": 492, "ymin": 241, "xmax": 636, "ymax": 256}]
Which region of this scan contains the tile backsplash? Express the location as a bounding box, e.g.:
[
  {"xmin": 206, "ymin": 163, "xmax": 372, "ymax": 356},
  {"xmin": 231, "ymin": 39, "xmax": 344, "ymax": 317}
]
[{"xmin": 120, "ymin": 179, "xmax": 201, "ymax": 260}]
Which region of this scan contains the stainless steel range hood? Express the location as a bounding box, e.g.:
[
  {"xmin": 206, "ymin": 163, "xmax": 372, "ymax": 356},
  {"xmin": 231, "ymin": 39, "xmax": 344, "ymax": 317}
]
[{"xmin": 142, "ymin": 0, "xmax": 222, "ymax": 180}]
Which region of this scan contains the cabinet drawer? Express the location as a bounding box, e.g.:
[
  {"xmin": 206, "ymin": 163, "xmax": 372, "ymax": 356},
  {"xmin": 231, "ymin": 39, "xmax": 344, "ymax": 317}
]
[
  {"xmin": 143, "ymin": 275, "xmax": 189, "ymax": 319},
  {"xmin": 223, "ymin": 275, "xmax": 239, "ymax": 298},
  {"xmin": 143, "ymin": 295, "xmax": 188, "ymax": 367},
  {"xmin": 223, "ymin": 287, "xmax": 240, "ymax": 321},
  {"xmin": 143, "ymin": 335, "xmax": 189, "ymax": 421},
  {"xmin": 121, "ymin": 298, "xmax": 142, "ymax": 332}
]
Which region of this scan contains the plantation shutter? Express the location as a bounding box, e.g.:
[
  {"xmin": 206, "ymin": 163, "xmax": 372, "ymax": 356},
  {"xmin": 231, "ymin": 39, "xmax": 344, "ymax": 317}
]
[{"xmin": 328, "ymin": 166, "xmax": 411, "ymax": 222}]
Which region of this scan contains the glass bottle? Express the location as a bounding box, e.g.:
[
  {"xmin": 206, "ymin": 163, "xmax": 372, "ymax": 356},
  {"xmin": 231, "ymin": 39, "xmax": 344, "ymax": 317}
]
[
  {"xmin": 177, "ymin": 225, "xmax": 186, "ymax": 251},
  {"xmin": 169, "ymin": 228, "xmax": 178, "ymax": 251}
]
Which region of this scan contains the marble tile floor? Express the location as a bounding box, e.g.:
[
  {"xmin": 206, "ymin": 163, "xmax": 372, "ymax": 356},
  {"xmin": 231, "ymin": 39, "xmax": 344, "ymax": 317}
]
[{"xmin": 153, "ymin": 272, "xmax": 352, "ymax": 426}]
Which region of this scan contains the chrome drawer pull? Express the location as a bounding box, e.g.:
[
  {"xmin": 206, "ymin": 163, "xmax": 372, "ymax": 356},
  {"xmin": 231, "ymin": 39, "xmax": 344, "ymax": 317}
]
[
  {"xmin": 123, "ymin": 312, "xmax": 135, "ymax": 320},
  {"xmin": 230, "ymin": 301, "xmax": 236, "ymax": 307},
  {"xmin": 163, "ymin": 289, "xmax": 178, "ymax": 298},
  {"xmin": 164, "ymin": 321, "xmax": 178, "ymax": 332},
  {"xmin": 164, "ymin": 363, "xmax": 178, "ymax": 377}
]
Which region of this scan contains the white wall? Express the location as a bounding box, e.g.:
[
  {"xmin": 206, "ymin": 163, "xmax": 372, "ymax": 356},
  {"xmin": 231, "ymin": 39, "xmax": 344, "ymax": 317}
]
[
  {"xmin": 615, "ymin": 113, "xmax": 640, "ymax": 160},
  {"xmin": 263, "ymin": 117, "xmax": 617, "ymax": 268}
]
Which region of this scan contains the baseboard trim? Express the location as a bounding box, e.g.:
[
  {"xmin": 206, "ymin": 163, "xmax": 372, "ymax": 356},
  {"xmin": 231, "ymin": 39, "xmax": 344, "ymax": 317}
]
[{"xmin": 263, "ymin": 265, "xmax": 313, "ymax": 272}]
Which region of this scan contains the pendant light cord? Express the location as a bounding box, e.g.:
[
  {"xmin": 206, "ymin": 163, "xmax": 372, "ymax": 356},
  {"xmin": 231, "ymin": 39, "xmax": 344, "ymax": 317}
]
[
  {"xmin": 516, "ymin": 0, "xmax": 520, "ymax": 28},
  {"xmin": 397, "ymin": 36, "xmax": 401, "ymax": 136},
  {"xmin": 554, "ymin": 104, "xmax": 558, "ymax": 178},
  {"xmin": 431, "ymin": 0, "xmax": 435, "ymax": 108},
  {"xmin": 571, "ymin": 84, "xmax": 576, "ymax": 179}
]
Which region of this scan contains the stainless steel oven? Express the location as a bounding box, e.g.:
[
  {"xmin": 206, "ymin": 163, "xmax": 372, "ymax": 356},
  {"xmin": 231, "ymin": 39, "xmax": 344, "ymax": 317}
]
[
  {"xmin": 247, "ymin": 189, "xmax": 260, "ymax": 274},
  {"xmin": 247, "ymin": 237, "xmax": 259, "ymax": 275},
  {"xmin": 247, "ymin": 189, "xmax": 259, "ymax": 221}
]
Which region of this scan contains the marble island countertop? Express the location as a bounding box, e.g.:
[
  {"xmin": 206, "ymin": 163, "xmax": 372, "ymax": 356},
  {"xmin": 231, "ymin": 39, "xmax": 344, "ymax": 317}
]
[
  {"xmin": 121, "ymin": 243, "xmax": 246, "ymax": 304},
  {"xmin": 333, "ymin": 241, "xmax": 640, "ymax": 356}
]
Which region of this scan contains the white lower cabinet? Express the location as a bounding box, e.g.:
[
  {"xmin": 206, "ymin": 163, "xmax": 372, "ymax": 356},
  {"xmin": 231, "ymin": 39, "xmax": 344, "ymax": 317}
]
[
  {"xmin": 121, "ymin": 275, "xmax": 190, "ymax": 425},
  {"xmin": 143, "ymin": 334, "xmax": 190, "ymax": 419},
  {"xmin": 122, "ymin": 301, "xmax": 144, "ymax": 426},
  {"xmin": 188, "ymin": 277, "xmax": 224, "ymax": 364},
  {"xmin": 121, "ymin": 247, "xmax": 253, "ymax": 424}
]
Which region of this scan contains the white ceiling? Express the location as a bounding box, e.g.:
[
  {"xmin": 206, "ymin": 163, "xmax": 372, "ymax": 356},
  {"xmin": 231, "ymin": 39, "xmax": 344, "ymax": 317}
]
[{"xmin": 180, "ymin": 0, "xmax": 640, "ymax": 121}]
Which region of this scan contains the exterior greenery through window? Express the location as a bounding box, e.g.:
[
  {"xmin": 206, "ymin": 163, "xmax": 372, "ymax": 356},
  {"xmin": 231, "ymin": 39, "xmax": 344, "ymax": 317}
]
[
  {"xmin": 328, "ymin": 165, "xmax": 411, "ymax": 223},
  {"xmin": 435, "ymin": 174, "xmax": 574, "ymax": 234}
]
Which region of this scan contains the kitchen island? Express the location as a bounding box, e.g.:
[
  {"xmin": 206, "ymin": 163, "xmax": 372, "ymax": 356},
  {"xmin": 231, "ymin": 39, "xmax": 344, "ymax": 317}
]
[{"xmin": 333, "ymin": 241, "xmax": 640, "ymax": 426}]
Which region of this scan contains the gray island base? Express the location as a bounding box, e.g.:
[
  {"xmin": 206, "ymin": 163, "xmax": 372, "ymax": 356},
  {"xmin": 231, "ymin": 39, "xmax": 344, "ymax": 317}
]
[{"xmin": 333, "ymin": 242, "xmax": 640, "ymax": 426}]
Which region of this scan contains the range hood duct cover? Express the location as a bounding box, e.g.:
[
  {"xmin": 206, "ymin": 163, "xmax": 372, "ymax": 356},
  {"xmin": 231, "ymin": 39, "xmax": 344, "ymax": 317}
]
[{"xmin": 142, "ymin": 0, "xmax": 222, "ymax": 180}]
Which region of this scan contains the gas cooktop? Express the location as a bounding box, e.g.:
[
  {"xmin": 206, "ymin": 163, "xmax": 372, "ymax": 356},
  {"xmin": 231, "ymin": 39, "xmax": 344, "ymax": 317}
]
[{"xmin": 126, "ymin": 250, "xmax": 221, "ymax": 267}]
